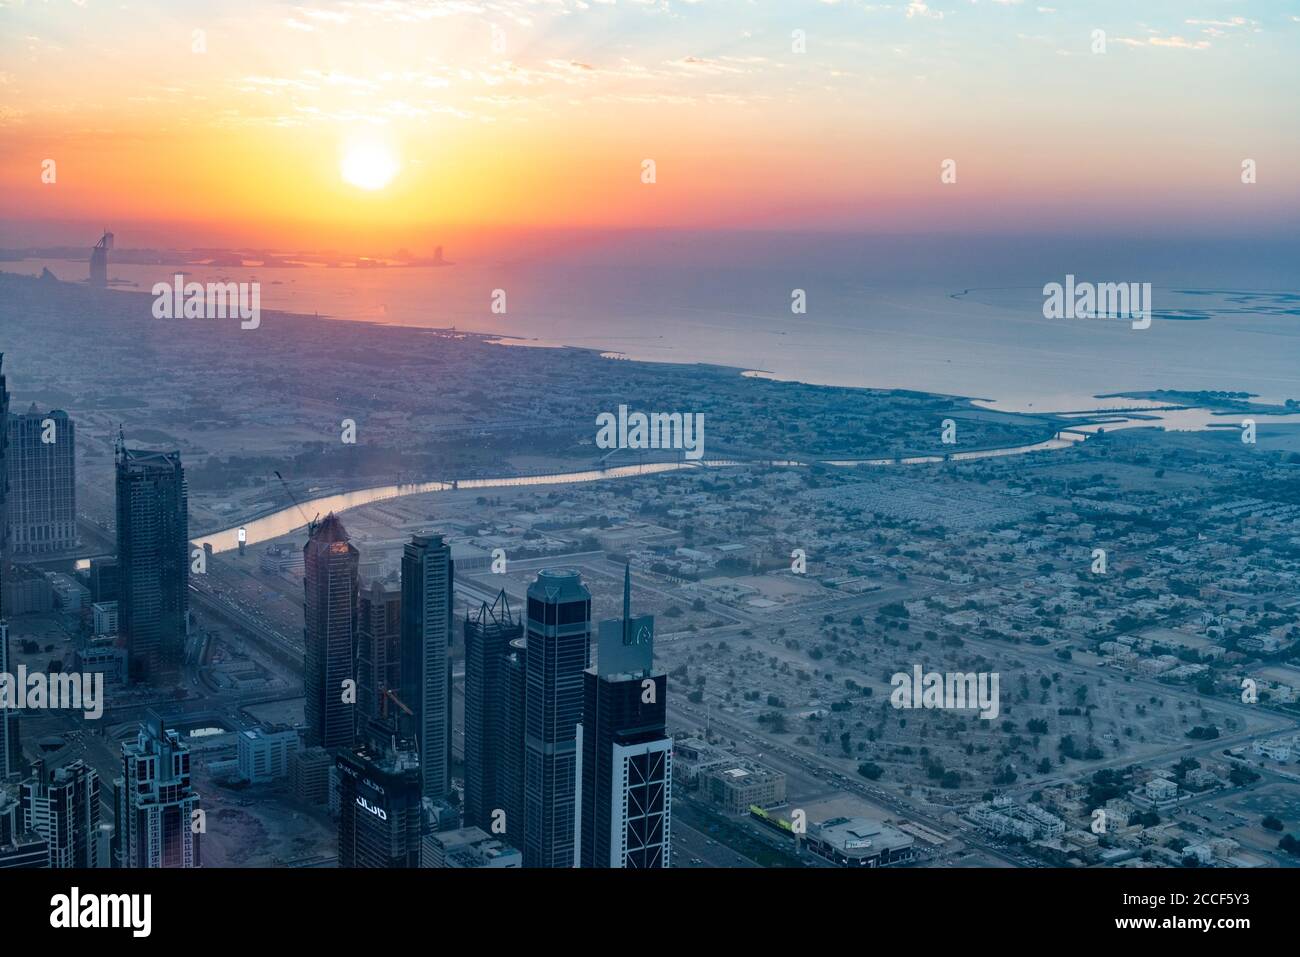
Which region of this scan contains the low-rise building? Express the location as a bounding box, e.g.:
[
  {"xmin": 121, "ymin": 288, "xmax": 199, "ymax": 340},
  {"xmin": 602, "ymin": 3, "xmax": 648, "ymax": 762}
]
[
  {"xmin": 701, "ymin": 761, "xmax": 786, "ymax": 814},
  {"xmin": 237, "ymin": 727, "xmax": 300, "ymax": 783},
  {"xmin": 805, "ymin": 816, "xmax": 915, "ymax": 868},
  {"xmin": 422, "ymin": 826, "xmax": 521, "ymax": 868}
]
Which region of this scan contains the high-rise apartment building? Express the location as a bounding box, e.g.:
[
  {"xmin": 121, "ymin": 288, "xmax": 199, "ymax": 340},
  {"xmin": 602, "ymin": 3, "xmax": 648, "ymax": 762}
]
[
  {"xmin": 21, "ymin": 759, "xmax": 100, "ymax": 868},
  {"xmin": 113, "ymin": 717, "xmax": 201, "ymax": 868}
]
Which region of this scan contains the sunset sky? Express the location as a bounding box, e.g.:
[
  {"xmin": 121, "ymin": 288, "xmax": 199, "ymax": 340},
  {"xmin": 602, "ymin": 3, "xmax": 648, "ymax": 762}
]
[{"xmin": 1, "ymin": 0, "xmax": 1298, "ymax": 252}]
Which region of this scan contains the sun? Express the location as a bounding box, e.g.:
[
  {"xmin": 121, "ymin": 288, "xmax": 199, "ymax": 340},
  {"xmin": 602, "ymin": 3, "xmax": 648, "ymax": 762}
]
[{"xmin": 340, "ymin": 138, "xmax": 400, "ymax": 191}]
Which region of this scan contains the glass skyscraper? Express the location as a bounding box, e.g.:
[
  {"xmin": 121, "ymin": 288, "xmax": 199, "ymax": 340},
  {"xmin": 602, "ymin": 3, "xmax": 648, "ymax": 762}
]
[
  {"xmin": 303, "ymin": 513, "xmax": 359, "ymax": 751},
  {"xmin": 523, "ymin": 568, "xmax": 591, "ymax": 868},
  {"xmin": 114, "ymin": 437, "xmax": 188, "ymax": 683},
  {"xmin": 400, "ymin": 534, "xmax": 453, "ymax": 802}
]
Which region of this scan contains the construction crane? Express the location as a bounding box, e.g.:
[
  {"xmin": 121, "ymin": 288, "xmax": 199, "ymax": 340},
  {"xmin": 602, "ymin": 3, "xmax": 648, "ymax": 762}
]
[
  {"xmin": 380, "ymin": 688, "xmax": 421, "ymax": 761},
  {"xmin": 273, "ymin": 470, "xmax": 319, "ymax": 532},
  {"xmin": 382, "ymin": 688, "xmax": 413, "ymax": 719}
]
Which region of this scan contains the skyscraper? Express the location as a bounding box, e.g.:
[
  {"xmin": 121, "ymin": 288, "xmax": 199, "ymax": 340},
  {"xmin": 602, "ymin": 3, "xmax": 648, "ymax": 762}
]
[
  {"xmin": 0, "ymin": 357, "xmax": 13, "ymax": 782},
  {"xmin": 0, "ymin": 621, "xmax": 20, "ymax": 782},
  {"xmin": 21, "ymin": 759, "xmax": 100, "ymax": 868},
  {"xmin": 114, "ymin": 717, "xmax": 200, "ymax": 868},
  {"xmin": 399, "ymin": 534, "xmax": 452, "ymax": 802},
  {"xmin": 576, "ymin": 566, "xmax": 671, "ymax": 868},
  {"xmin": 523, "ymin": 568, "xmax": 591, "ymax": 868},
  {"xmin": 303, "ymin": 514, "xmax": 359, "ymax": 752},
  {"xmin": 0, "ymin": 353, "xmax": 9, "ymax": 563},
  {"xmin": 5, "ymin": 406, "xmax": 76, "ymax": 555},
  {"xmin": 356, "ymin": 579, "xmax": 401, "ymax": 739},
  {"xmin": 463, "ymin": 589, "xmax": 522, "ymax": 832},
  {"xmin": 500, "ymin": 636, "xmax": 527, "ymax": 847},
  {"xmin": 115, "ymin": 438, "xmax": 188, "ymax": 683},
  {"xmin": 336, "ymin": 737, "xmax": 423, "ymax": 869}
]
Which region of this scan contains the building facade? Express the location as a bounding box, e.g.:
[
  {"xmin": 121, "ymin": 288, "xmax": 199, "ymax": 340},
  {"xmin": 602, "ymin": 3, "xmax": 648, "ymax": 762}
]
[
  {"xmin": 20, "ymin": 759, "xmax": 100, "ymax": 868},
  {"xmin": 115, "ymin": 440, "xmax": 188, "ymax": 683},
  {"xmin": 500, "ymin": 636, "xmax": 527, "ymax": 847},
  {"xmin": 0, "ymin": 357, "xmax": 17, "ymax": 784},
  {"xmin": 0, "ymin": 787, "xmax": 46, "ymax": 869},
  {"xmin": 114, "ymin": 718, "xmax": 201, "ymax": 868},
  {"xmin": 336, "ymin": 740, "xmax": 423, "ymax": 868},
  {"xmin": 399, "ymin": 534, "xmax": 452, "ymax": 802},
  {"xmin": 303, "ymin": 514, "xmax": 359, "ymax": 751},
  {"xmin": 5, "ymin": 406, "xmax": 76, "ymax": 555},
  {"xmin": 463, "ymin": 589, "xmax": 522, "ymax": 832},
  {"xmin": 237, "ymin": 728, "xmax": 300, "ymax": 783},
  {"xmin": 576, "ymin": 567, "xmax": 671, "ymax": 868},
  {"xmin": 0, "ymin": 621, "xmax": 20, "ymax": 783},
  {"xmin": 523, "ymin": 568, "xmax": 591, "ymax": 868},
  {"xmin": 356, "ymin": 579, "xmax": 401, "ymax": 736},
  {"xmin": 423, "ymin": 825, "xmax": 521, "ymax": 868}
]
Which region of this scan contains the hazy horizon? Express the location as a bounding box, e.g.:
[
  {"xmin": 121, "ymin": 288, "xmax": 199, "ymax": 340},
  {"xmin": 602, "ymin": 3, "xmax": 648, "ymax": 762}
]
[{"xmin": 3, "ymin": 1, "xmax": 1299, "ymax": 248}]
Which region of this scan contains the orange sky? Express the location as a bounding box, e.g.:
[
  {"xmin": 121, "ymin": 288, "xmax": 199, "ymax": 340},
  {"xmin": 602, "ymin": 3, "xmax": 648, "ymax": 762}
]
[{"xmin": 2, "ymin": 0, "xmax": 1298, "ymax": 250}]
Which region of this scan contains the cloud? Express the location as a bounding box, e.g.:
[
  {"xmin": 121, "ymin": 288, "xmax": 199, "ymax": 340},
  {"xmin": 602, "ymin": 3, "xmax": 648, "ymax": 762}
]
[{"xmin": 1113, "ymin": 35, "xmax": 1210, "ymax": 51}]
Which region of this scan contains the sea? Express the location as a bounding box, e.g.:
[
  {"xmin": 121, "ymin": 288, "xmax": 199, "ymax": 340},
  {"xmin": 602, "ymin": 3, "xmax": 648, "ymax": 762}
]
[{"xmin": 7, "ymin": 233, "xmax": 1300, "ymax": 414}]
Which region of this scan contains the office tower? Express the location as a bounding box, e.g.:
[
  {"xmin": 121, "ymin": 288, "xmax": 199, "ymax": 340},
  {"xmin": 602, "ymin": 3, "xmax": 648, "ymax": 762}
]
[
  {"xmin": 0, "ymin": 353, "xmax": 9, "ymax": 570},
  {"xmin": 523, "ymin": 568, "xmax": 591, "ymax": 868},
  {"xmin": 356, "ymin": 579, "xmax": 401, "ymax": 738},
  {"xmin": 0, "ymin": 359, "xmax": 11, "ymax": 784},
  {"xmin": 0, "ymin": 622, "xmax": 19, "ymax": 783},
  {"xmin": 291, "ymin": 746, "xmax": 332, "ymax": 807},
  {"xmin": 303, "ymin": 514, "xmax": 359, "ymax": 751},
  {"xmin": 463, "ymin": 589, "xmax": 522, "ymax": 831},
  {"xmin": 0, "ymin": 786, "xmax": 46, "ymax": 869},
  {"xmin": 113, "ymin": 717, "xmax": 200, "ymax": 868},
  {"xmin": 5, "ymin": 406, "xmax": 76, "ymax": 555},
  {"xmin": 399, "ymin": 534, "xmax": 452, "ymax": 802},
  {"xmin": 21, "ymin": 759, "xmax": 100, "ymax": 868},
  {"xmin": 336, "ymin": 738, "xmax": 422, "ymax": 868},
  {"xmin": 89, "ymin": 230, "xmax": 112, "ymax": 287},
  {"xmin": 500, "ymin": 636, "xmax": 526, "ymax": 846},
  {"xmin": 576, "ymin": 566, "xmax": 671, "ymax": 868},
  {"xmin": 88, "ymin": 557, "xmax": 118, "ymax": 604},
  {"xmin": 237, "ymin": 727, "xmax": 299, "ymax": 784},
  {"xmin": 115, "ymin": 437, "xmax": 188, "ymax": 683}
]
